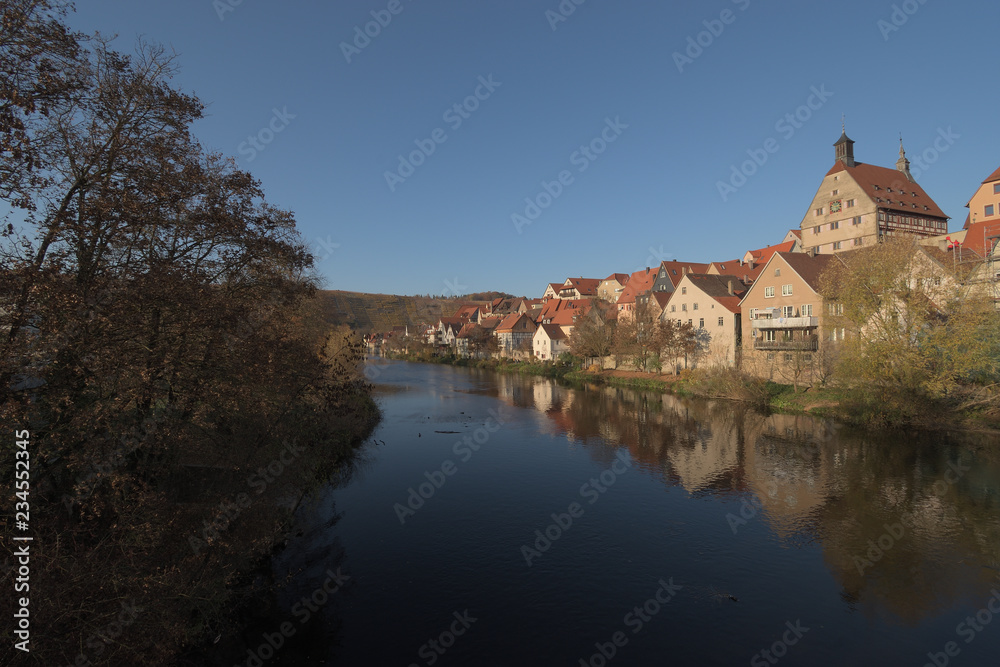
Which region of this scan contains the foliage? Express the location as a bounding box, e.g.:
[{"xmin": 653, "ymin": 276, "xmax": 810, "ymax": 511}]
[
  {"xmin": 0, "ymin": 7, "xmax": 378, "ymax": 664},
  {"xmin": 818, "ymin": 237, "xmax": 1000, "ymax": 425}
]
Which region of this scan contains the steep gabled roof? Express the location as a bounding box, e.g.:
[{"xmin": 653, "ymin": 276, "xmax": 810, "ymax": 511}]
[
  {"xmin": 603, "ymin": 273, "xmax": 630, "ymax": 285},
  {"xmin": 684, "ymin": 274, "xmax": 747, "ymax": 314},
  {"xmin": 537, "ymin": 323, "xmax": 568, "ymax": 340},
  {"xmin": 982, "ymin": 165, "xmax": 1000, "ymax": 184},
  {"xmin": 496, "ymin": 313, "xmax": 536, "ymax": 333},
  {"xmin": 826, "ymin": 161, "xmax": 948, "ymax": 219},
  {"xmin": 774, "ymin": 252, "xmax": 836, "ymax": 293},
  {"xmin": 560, "ymin": 278, "xmax": 601, "ymax": 296},
  {"xmin": 658, "ymin": 260, "xmax": 712, "ymax": 288},
  {"xmin": 744, "ymin": 241, "xmax": 795, "ymax": 263},
  {"xmin": 617, "ymin": 268, "xmax": 658, "ymax": 305}
]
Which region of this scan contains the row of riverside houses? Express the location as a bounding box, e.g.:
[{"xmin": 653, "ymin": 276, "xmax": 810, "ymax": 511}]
[{"xmin": 378, "ymin": 132, "xmax": 1000, "ymax": 385}]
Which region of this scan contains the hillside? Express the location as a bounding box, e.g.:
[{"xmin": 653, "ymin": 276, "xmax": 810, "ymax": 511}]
[{"xmin": 316, "ymin": 290, "xmax": 511, "ymax": 333}]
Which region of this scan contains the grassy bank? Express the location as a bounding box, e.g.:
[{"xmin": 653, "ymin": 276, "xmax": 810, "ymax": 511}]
[{"xmin": 385, "ymin": 352, "xmax": 999, "ymax": 431}]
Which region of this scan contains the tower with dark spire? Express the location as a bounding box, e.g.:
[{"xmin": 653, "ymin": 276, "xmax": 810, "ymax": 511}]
[
  {"xmin": 833, "ymin": 118, "xmax": 855, "ymax": 167},
  {"xmin": 896, "ymin": 135, "xmax": 914, "ymax": 182}
]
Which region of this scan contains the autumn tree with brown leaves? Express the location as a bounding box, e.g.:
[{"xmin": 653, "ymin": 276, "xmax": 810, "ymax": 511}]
[{"xmin": 0, "ymin": 4, "xmax": 378, "ymax": 664}]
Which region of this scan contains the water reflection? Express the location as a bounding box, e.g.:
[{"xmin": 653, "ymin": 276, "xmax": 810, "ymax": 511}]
[{"xmin": 472, "ymin": 370, "xmax": 1000, "ymax": 626}]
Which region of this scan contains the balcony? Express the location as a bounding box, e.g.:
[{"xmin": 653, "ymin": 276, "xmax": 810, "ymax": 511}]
[
  {"xmin": 754, "ymin": 338, "xmax": 819, "ymax": 351},
  {"xmin": 751, "ymin": 316, "xmax": 818, "ymax": 330}
]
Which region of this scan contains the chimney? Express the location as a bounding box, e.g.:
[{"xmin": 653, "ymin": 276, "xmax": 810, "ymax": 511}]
[
  {"xmin": 748, "ymin": 259, "xmax": 755, "ymax": 270},
  {"xmin": 727, "ymin": 280, "xmax": 734, "ymax": 296},
  {"xmin": 807, "ymin": 246, "xmax": 817, "ymax": 257}
]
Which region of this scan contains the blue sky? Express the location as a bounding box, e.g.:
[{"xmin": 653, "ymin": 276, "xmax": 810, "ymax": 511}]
[{"xmin": 67, "ymin": 0, "xmax": 1000, "ymax": 297}]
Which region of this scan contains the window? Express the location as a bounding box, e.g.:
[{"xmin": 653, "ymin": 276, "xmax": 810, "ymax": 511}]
[
  {"xmin": 782, "ymin": 306, "xmax": 794, "ymax": 318},
  {"xmin": 682, "ymin": 303, "xmax": 687, "ymax": 311},
  {"xmin": 693, "ymin": 303, "xmax": 699, "ymax": 310},
  {"xmin": 670, "ymin": 305, "xmax": 676, "ymax": 312},
  {"xmin": 681, "ymin": 287, "xmax": 687, "ymax": 294},
  {"xmin": 815, "ymin": 208, "xmax": 823, "ymax": 216},
  {"xmin": 934, "ymin": 277, "xmax": 941, "ymax": 286},
  {"xmin": 852, "ymin": 216, "xmax": 862, "ymax": 225},
  {"xmin": 784, "ymin": 353, "xmax": 794, "ymax": 362},
  {"xmin": 833, "ymin": 241, "xmax": 842, "ymax": 250},
  {"xmin": 831, "ymin": 189, "xmax": 839, "ymax": 195},
  {"xmin": 774, "ymin": 268, "xmax": 781, "ymax": 276},
  {"xmin": 886, "ymin": 187, "xmax": 893, "ymax": 193},
  {"xmin": 749, "ymin": 308, "xmax": 758, "ymax": 319},
  {"xmin": 781, "ymin": 284, "xmax": 793, "ymax": 296},
  {"xmin": 802, "ymin": 304, "xmax": 812, "ymax": 317},
  {"xmin": 813, "ymin": 226, "xmax": 821, "ymax": 234},
  {"xmin": 828, "ymin": 303, "xmax": 843, "ymax": 316},
  {"xmin": 830, "ymin": 220, "xmax": 839, "ymax": 230},
  {"xmin": 763, "ymin": 330, "xmax": 776, "ymax": 342},
  {"xmin": 718, "ymin": 317, "xmax": 724, "ymax": 326},
  {"xmin": 688, "ymin": 319, "xmax": 692, "ymax": 326},
  {"xmin": 846, "ymin": 199, "xmax": 856, "ymax": 208},
  {"xmin": 764, "ymin": 286, "xmax": 775, "ymax": 298},
  {"xmin": 987, "ymin": 205, "xmax": 995, "ymax": 217},
  {"xmin": 699, "ymin": 318, "xmax": 704, "ymax": 329}
]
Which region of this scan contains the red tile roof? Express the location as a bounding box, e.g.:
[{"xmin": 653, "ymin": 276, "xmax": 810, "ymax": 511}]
[
  {"xmin": 774, "ymin": 252, "xmax": 836, "ymax": 293},
  {"xmin": 745, "ymin": 241, "xmax": 795, "ymax": 262},
  {"xmin": 560, "ymin": 278, "xmax": 601, "ymax": 296},
  {"xmin": 551, "ymin": 301, "xmax": 592, "ymax": 325},
  {"xmin": 958, "ymin": 219, "xmax": 1000, "ymax": 258},
  {"xmin": 496, "ymin": 313, "xmax": 536, "ymax": 333},
  {"xmin": 604, "ymin": 273, "xmax": 630, "ymax": 285},
  {"xmin": 825, "ymin": 161, "xmax": 948, "ymax": 219},
  {"xmin": 617, "ymin": 268, "xmax": 658, "ymax": 305}
]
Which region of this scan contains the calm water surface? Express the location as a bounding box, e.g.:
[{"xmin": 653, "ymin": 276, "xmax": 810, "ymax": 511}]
[{"xmin": 265, "ymin": 359, "xmax": 1000, "ymax": 666}]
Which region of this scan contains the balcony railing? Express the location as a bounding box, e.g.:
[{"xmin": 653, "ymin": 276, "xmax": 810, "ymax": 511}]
[
  {"xmin": 754, "ymin": 339, "xmax": 819, "ymax": 351},
  {"xmin": 751, "ymin": 316, "xmax": 818, "ymax": 329}
]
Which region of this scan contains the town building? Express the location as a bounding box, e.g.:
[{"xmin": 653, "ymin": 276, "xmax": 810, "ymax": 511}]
[
  {"xmin": 661, "ymin": 274, "xmax": 746, "ymax": 368},
  {"xmin": 739, "ymin": 252, "xmax": 835, "ymax": 385},
  {"xmin": 800, "ymin": 132, "xmax": 949, "ymax": 254}
]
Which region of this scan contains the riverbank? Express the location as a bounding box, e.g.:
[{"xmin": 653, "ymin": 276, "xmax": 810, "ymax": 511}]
[{"xmin": 382, "ymin": 352, "xmax": 999, "ymax": 432}]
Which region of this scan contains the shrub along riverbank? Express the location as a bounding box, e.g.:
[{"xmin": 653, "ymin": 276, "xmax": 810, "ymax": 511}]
[{"xmin": 384, "ymin": 352, "xmax": 999, "ymax": 432}]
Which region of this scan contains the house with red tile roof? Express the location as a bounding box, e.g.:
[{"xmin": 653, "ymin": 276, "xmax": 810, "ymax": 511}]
[
  {"xmin": 533, "ymin": 323, "xmax": 570, "ymax": 361},
  {"xmin": 743, "ymin": 240, "xmax": 796, "ymax": 265},
  {"xmin": 617, "ymin": 268, "xmax": 658, "ymax": 320},
  {"xmin": 650, "ymin": 260, "xmax": 712, "ymax": 294},
  {"xmin": 495, "ymin": 313, "xmax": 537, "ymax": 358},
  {"xmin": 963, "ymin": 164, "xmax": 1000, "ymax": 230},
  {"xmin": 707, "ymin": 259, "xmax": 766, "ymax": 285},
  {"xmin": 739, "ymin": 252, "xmax": 836, "ymax": 385},
  {"xmin": 800, "ymin": 132, "xmax": 949, "ymax": 254},
  {"xmin": 542, "ymin": 283, "xmax": 563, "ymax": 300},
  {"xmin": 558, "ymin": 277, "xmax": 601, "ymax": 300},
  {"xmin": 660, "ymin": 274, "xmax": 746, "ymax": 369},
  {"xmin": 598, "ymin": 273, "xmax": 630, "ymax": 301}
]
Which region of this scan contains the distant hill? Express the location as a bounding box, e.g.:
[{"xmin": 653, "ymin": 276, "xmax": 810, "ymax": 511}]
[{"xmin": 315, "ymin": 290, "xmax": 514, "ymax": 333}]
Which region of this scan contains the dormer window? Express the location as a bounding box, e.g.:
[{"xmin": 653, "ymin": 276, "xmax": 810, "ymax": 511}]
[
  {"xmin": 887, "ymin": 187, "xmax": 893, "ymax": 193},
  {"xmin": 873, "ymin": 185, "xmax": 881, "ymax": 191}
]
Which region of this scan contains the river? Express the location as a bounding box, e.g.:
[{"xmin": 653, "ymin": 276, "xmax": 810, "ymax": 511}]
[{"xmin": 246, "ymin": 359, "xmax": 1000, "ymax": 666}]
